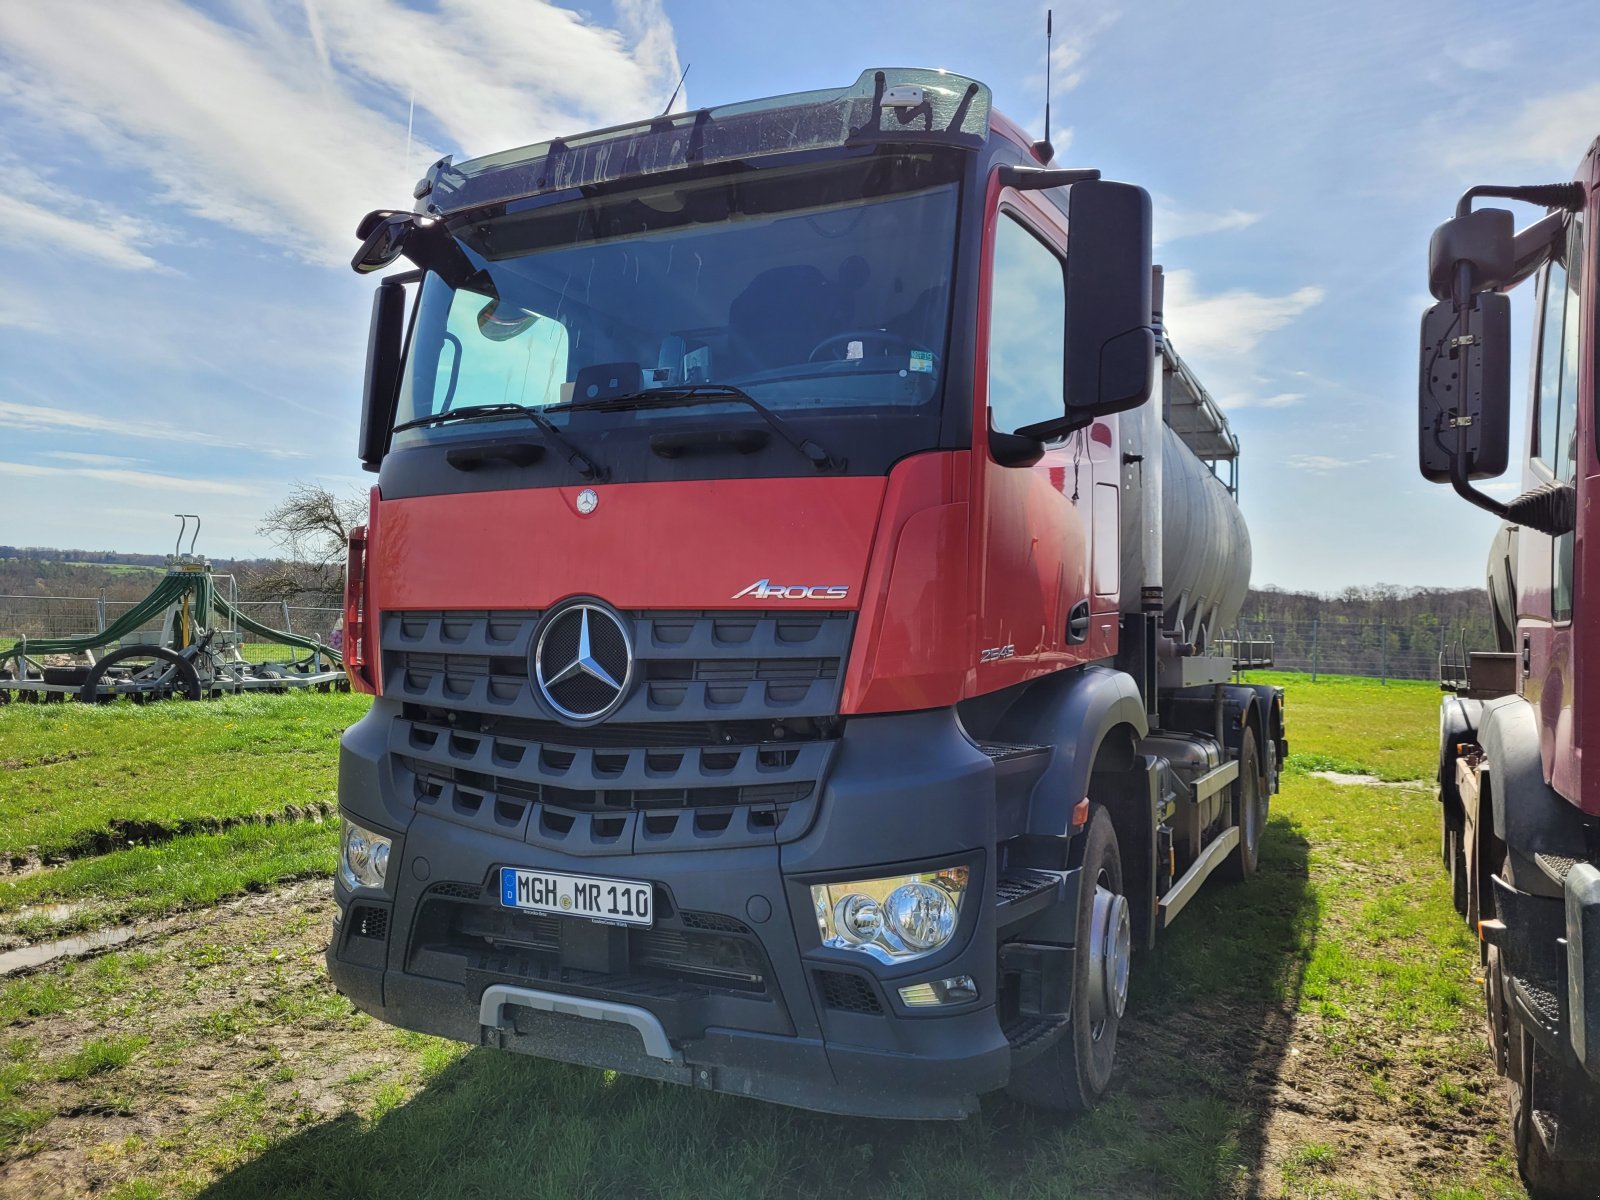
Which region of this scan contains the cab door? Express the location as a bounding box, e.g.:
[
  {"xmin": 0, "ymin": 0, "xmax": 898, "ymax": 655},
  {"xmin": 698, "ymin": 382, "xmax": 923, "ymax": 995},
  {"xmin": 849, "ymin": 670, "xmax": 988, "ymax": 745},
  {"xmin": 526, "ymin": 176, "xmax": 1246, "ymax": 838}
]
[
  {"xmin": 1520, "ymin": 203, "xmax": 1588, "ymax": 801},
  {"xmin": 971, "ymin": 186, "xmax": 1098, "ymax": 694}
]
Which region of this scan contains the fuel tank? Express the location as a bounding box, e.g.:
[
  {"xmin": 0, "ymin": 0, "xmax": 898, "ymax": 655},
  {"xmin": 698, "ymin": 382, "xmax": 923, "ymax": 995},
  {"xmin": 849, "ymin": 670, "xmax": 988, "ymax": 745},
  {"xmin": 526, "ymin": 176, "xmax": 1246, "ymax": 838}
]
[
  {"xmin": 1120, "ymin": 422, "xmax": 1252, "ymax": 642},
  {"xmin": 1487, "ymin": 520, "xmax": 1518, "ymax": 653}
]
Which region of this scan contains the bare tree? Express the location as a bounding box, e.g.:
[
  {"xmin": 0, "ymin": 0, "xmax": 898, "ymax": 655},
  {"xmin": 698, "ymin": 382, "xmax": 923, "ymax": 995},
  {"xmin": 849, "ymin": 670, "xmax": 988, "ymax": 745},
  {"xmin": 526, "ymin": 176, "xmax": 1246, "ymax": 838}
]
[{"xmin": 249, "ymin": 484, "xmax": 366, "ymax": 603}]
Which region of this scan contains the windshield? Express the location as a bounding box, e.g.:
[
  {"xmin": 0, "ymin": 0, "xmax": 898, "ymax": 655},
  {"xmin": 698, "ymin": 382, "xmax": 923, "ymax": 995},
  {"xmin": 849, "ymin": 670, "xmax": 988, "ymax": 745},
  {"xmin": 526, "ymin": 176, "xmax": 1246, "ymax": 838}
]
[{"xmin": 393, "ymin": 154, "xmax": 962, "ymax": 451}]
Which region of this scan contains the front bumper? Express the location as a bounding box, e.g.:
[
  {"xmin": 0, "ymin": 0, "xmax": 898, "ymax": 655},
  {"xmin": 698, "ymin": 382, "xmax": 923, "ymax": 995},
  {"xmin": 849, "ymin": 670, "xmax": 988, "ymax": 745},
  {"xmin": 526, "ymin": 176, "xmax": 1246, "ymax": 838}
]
[{"xmin": 328, "ymin": 702, "xmax": 1016, "ymax": 1119}]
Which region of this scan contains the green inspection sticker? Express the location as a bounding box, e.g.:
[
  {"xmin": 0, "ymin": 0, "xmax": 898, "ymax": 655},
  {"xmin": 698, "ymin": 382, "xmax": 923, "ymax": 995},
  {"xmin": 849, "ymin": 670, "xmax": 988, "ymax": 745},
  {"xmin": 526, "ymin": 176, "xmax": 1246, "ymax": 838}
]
[{"xmin": 909, "ymin": 350, "xmax": 934, "ymax": 373}]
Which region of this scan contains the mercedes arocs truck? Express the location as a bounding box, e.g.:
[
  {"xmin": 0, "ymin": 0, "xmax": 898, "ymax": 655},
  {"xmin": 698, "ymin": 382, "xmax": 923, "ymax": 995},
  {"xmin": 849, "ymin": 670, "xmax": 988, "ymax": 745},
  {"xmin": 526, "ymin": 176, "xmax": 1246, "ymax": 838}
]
[
  {"xmin": 1422, "ymin": 141, "xmax": 1600, "ymax": 1195},
  {"xmin": 328, "ymin": 68, "xmax": 1286, "ymax": 1119}
]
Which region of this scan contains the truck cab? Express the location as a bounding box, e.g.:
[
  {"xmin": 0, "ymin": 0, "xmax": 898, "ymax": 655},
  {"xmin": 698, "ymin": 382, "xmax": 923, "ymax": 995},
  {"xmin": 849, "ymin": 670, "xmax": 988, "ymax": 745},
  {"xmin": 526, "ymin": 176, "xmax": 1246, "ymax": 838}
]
[
  {"xmin": 330, "ymin": 68, "xmax": 1285, "ymax": 1120},
  {"xmin": 1420, "ymin": 142, "xmax": 1600, "ymax": 1195}
]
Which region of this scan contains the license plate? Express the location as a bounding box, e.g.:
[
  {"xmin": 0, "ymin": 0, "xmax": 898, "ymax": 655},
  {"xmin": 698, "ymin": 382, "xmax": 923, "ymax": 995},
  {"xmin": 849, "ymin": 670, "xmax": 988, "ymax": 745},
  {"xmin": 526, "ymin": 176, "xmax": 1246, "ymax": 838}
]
[{"xmin": 499, "ymin": 867, "xmax": 653, "ymax": 927}]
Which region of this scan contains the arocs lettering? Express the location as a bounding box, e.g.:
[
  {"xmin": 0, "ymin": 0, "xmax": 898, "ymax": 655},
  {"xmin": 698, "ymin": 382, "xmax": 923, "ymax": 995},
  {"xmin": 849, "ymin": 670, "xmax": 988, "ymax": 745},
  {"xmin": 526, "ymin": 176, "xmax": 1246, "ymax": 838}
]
[{"xmin": 732, "ymin": 580, "xmax": 850, "ymax": 601}]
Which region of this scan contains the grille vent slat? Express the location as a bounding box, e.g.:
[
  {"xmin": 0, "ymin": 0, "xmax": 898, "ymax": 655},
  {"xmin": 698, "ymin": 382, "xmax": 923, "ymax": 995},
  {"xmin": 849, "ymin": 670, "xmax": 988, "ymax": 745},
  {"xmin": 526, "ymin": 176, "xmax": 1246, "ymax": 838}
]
[{"xmin": 382, "ymin": 609, "xmax": 853, "ymax": 724}]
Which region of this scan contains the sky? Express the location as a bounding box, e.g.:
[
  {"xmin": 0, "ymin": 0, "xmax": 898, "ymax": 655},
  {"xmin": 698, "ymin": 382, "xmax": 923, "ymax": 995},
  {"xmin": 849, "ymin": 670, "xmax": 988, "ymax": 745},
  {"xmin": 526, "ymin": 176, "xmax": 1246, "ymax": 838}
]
[{"xmin": 1, "ymin": 0, "xmax": 1598, "ymax": 591}]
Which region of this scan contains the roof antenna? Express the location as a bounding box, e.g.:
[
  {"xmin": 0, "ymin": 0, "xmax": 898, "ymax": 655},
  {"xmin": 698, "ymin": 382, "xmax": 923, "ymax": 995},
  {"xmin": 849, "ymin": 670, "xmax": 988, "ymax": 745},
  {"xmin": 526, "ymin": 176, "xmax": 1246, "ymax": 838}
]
[
  {"xmin": 1032, "ymin": 10, "xmax": 1054, "ymax": 163},
  {"xmin": 661, "ymin": 62, "xmax": 691, "ymax": 117}
]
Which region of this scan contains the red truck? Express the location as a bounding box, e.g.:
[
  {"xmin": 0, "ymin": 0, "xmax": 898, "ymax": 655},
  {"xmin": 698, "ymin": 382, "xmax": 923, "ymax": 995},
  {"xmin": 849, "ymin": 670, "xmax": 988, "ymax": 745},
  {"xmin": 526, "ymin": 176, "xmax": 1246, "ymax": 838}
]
[
  {"xmin": 329, "ymin": 67, "xmax": 1286, "ymax": 1119},
  {"xmin": 1422, "ymin": 143, "xmax": 1600, "ymax": 1194}
]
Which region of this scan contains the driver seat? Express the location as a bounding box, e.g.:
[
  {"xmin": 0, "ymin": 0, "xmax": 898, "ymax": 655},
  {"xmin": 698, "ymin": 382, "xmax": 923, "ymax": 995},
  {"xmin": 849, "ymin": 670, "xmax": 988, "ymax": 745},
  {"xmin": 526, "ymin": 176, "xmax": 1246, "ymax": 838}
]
[{"xmin": 727, "ymin": 266, "xmax": 849, "ymax": 374}]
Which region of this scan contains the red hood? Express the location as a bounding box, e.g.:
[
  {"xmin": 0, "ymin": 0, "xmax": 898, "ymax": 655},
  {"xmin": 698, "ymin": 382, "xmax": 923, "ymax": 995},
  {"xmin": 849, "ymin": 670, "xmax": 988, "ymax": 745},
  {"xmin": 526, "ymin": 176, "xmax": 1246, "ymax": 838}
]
[{"xmin": 370, "ymin": 476, "xmax": 888, "ymax": 612}]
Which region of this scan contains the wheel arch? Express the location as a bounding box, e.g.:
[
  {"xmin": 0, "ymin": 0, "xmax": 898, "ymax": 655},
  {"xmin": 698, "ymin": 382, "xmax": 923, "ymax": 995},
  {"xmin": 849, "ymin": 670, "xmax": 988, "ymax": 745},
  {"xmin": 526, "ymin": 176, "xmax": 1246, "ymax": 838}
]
[{"xmin": 989, "ymin": 665, "xmax": 1150, "ymax": 839}]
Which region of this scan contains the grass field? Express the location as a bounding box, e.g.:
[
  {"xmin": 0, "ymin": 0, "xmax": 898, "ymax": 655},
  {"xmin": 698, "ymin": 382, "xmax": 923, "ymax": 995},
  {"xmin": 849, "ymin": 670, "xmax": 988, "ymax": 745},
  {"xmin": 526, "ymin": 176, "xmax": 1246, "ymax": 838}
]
[{"xmin": 0, "ymin": 675, "xmax": 1528, "ymax": 1198}]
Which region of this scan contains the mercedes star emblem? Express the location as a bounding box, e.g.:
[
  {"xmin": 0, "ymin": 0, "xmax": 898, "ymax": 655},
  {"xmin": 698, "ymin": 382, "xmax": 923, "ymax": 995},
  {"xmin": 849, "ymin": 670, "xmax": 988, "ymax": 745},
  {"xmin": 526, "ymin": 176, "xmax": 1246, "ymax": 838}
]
[
  {"xmin": 576, "ymin": 488, "xmax": 599, "ymax": 514},
  {"xmin": 532, "ymin": 601, "xmax": 633, "ymax": 722}
]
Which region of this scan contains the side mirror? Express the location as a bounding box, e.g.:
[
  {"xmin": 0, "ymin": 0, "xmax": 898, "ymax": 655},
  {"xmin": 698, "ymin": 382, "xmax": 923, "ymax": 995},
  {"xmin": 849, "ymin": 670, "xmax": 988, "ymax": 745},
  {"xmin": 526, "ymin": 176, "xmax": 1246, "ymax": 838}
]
[
  {"xmin": 359, "ymin": 279, "xmax": 408, "ymax": 470},
  {"xmin": 1418, "ymin": 292, "xmax": 1510, "ymax": 482},
  {"xmin": 352, "ymin": 211, "xmax": 413, "ymax": 274},
  {"xmin": 1018, "ymin": 180, "xmax": 1154, "ymax": 439},
  {"xmin": 1428, "ymin": 208, "xmax": 1514, "ymax": 302}
]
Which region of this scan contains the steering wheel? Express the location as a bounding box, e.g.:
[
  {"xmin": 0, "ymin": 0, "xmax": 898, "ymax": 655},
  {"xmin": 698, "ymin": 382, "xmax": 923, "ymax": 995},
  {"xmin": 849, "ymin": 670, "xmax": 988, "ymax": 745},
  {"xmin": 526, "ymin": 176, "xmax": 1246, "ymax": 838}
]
[{"xmin": 808, "ymin": 329, "xmax": 930, "ymax": 363}]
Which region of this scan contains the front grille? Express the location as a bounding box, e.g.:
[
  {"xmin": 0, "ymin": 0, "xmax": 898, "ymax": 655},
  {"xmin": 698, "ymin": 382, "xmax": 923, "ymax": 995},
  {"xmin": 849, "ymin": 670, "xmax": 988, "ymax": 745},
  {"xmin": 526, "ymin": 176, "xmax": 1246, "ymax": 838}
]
[
  {"xmin": 382, "ymin": 609, "xmax": 850, "ymax": 852},
  {"xmin": 409, "ymin": 890, "xmax": 770, "ymax": 997},
  {"xmin": 390, "ymin": 711, "xmax": 837, "ymax": 854},
  {"xmin": 382, "ymin": 609, "xmax": 854, "ymax": 724},
  {"xmin": 814, "ymin": 969, "xmax": 883, "ymax": 1014}
]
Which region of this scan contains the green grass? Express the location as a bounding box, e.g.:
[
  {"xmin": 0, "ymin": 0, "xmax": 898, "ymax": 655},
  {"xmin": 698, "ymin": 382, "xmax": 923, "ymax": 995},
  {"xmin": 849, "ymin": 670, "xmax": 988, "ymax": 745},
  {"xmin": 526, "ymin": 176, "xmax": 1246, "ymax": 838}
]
[
  {"xmin": 0, "ymin": 690, "xmax": 366, "ymax": 860},
  {"xmin": 1243, "ymin": 670, "xmax": 1442, "ymax": 781},
  {"xmin": 0, "ymin": 822, "xmax": 339, "ymax": 936},
  {"xmin": 0, "ymin": 674, "xmax": 1525, "ymax": 1198}
]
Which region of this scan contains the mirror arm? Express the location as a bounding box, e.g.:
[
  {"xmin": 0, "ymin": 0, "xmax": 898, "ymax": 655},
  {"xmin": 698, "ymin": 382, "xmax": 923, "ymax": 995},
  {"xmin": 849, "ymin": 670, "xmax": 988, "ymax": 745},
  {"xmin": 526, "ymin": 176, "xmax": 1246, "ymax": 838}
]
[
  {"xmin": 1456, "ymin": 181, "xmax": 1585, "ymax": 218},
  {"xmin": 1447, "ymin": 419, "xmax": 1509, "ymax": 520},
  {"xmin": 997, "ymin": 165, "xmax": 1102, "ymax": 190}
]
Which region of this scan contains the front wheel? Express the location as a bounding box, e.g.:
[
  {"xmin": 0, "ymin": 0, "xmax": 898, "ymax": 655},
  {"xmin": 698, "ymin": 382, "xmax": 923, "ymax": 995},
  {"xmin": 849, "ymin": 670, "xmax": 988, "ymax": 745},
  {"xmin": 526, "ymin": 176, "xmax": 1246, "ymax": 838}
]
[{"xmin": 1006, "ymin": 804, "xmax": 1128, "ymax": 1112}]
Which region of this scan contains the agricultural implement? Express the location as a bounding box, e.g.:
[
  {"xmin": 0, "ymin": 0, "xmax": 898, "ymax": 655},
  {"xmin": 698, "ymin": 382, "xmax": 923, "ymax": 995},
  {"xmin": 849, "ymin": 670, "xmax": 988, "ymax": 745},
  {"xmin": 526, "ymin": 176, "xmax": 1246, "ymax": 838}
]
[{"xmin": 0, "ymin": 515, "xmax": 345, "ymax": 704}]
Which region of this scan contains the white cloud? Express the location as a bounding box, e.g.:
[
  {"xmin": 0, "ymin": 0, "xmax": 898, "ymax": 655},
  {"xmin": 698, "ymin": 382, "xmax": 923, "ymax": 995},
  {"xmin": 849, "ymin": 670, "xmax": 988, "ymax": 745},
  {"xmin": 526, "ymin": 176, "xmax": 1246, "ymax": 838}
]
[
  {"xmin": 1443, "ymin": 82, "xmax": 1600, "ymax": 173},
  {"xmin": 0, "ymin": 0, "xmax": 682, "ymax": 265},
  {"xmin": 1047, "ymin": 3, "xmax": 1120, "ymax": 94},
  {"xmin": 1154, "ymin": 202, "xmax": 1260, "ymax": 245},
  {"xmin": 1162, "ymin": 270, "xmax": 1325, "ymax": 362},
  {"xmin": 1225, "ymin": 392, "xmax": 1304, "ymax": 410},
  {"xmin": 42, "ymin": 451, "xmax": 149, "ymax": 468},
  {"xmin": 1288, "ymin": 454, "xmax": 1364, "ymax": 472},
  {"xmin": 3, "ymin": 197, "xmax": 163, "ymax": 271},
  {"xmin": 0, "ymin": 460, "xmax": 257, "ymax": 496},
  {"xmin": 0, "ymin": 297, "xmax": 48, "ymax": 332},
  {"xmin": 0, "ymin": 400, "xmax": 304, "ymax": 458}
]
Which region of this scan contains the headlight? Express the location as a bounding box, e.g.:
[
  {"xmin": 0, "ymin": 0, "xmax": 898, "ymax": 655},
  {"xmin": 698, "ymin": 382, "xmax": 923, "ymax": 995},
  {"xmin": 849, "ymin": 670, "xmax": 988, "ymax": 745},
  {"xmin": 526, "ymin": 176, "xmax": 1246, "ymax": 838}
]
[
  {"xmin": 811, "ymin": 867, "xmax": 968, "ymax": 963},
  {"xmin": 340, "ymin": 820, "xmax": 392, "ymax": 891}
]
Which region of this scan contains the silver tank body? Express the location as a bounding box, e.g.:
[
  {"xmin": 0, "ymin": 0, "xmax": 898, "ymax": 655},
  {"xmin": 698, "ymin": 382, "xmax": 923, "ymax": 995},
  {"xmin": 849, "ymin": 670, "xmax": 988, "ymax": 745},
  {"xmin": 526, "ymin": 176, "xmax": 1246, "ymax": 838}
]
[{"xmin": 1119, "ymin": 422, "xmax": 1252, "ymax": 642}]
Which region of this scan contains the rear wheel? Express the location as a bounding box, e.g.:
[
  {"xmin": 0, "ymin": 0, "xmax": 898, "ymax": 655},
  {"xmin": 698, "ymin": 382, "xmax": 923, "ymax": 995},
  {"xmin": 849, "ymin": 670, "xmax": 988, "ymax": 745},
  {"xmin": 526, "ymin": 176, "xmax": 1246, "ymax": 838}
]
[
  {"xmin": 1006, "ymin": 805, "xmax": 1128, "ymax": 1112},
  {"xmin": 1445, "ymin": 817, "xmax": 1469, "ymax": 917},
  {"xmin": 1219, "ymin": 728, "xmax": 1266, "ymax": 883}
]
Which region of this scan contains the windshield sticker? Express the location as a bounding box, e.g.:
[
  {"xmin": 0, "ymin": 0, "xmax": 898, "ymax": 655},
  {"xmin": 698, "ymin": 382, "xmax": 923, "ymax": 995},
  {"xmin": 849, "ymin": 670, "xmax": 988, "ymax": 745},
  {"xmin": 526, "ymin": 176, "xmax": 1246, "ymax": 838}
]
[{"xmin": 909, "ymin": 350, "xmax": 934, "ymax": 373}]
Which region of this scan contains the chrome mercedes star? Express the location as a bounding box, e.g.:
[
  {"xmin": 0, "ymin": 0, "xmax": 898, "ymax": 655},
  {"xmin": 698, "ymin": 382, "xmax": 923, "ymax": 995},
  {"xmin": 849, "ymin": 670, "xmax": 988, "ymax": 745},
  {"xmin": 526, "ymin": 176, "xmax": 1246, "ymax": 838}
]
[{"xmin": 544, "ymin": 608, "xmax": 622, "ymax": 693}]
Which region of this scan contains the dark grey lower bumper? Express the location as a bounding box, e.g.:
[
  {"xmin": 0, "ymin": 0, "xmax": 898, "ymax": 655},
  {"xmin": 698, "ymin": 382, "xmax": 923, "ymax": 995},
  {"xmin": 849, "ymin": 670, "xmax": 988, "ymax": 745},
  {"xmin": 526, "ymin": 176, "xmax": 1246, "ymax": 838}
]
[{"xmin": 328, "ymin": 704, "xmax": 1015, "ymax": 1119}]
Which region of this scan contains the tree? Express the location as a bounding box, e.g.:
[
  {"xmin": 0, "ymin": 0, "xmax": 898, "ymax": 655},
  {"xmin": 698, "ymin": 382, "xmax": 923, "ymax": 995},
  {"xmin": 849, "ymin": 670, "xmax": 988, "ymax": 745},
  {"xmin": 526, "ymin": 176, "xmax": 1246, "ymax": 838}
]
[{"xmin": 249, "ymin": 485, "xmax": 366, "ymax": 604}]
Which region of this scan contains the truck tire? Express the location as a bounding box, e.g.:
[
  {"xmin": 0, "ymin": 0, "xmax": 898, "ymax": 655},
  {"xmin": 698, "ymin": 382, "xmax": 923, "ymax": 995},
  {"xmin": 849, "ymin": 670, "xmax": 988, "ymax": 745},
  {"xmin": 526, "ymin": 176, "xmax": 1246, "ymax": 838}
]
[
  {"xmin": 1006, "ymin": 804, "xmax": 1128, "ymax": 1113},
  {"xmin": 1445, "ymin": 815, "xmax": 1469, "ymax": 917},
  {"xmin": 1507, "ymin": 1023, "xmax": 1599, "ymax": 1199},
  {"xmin": 1219, "ymin": 728, "xmax": 1265, "ymax": 883}
]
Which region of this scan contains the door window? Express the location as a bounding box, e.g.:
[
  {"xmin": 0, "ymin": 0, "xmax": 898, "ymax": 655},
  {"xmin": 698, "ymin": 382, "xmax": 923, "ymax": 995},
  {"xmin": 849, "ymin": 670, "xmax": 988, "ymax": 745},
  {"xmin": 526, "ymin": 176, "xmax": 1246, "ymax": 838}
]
[
  {"xmin": 1554, "ymin": 216, "xmax": 1584, "ymax": 621},
  {"xmin": 987, "ymin": 213, "xmax": 1065, "ymax": 436}
]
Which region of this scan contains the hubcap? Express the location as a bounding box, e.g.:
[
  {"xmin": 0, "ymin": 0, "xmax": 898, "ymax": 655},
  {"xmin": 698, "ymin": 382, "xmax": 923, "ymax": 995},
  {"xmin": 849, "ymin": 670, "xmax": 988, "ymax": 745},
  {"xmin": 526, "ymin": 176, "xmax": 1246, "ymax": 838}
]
[{"xmin": 1086, "ymin": 879, "xmax": 1132, "ymax": 1038}]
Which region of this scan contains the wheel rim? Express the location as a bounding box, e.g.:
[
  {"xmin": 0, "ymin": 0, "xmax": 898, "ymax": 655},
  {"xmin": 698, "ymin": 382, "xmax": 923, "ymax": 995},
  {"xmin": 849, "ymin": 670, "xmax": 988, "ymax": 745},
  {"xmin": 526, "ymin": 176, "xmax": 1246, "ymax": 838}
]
[{"xmin": 1086, "ymin": 874, "xmax": 1132, "ymax": 1040}]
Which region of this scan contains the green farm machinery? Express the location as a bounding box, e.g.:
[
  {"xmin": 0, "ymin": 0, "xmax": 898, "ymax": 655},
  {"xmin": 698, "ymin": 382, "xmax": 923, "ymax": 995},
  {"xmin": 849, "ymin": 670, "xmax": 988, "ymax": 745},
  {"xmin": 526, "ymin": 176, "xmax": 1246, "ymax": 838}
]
[{"xmin": 0, "ymin": 515, "xmax": 346, "ymax": 704}]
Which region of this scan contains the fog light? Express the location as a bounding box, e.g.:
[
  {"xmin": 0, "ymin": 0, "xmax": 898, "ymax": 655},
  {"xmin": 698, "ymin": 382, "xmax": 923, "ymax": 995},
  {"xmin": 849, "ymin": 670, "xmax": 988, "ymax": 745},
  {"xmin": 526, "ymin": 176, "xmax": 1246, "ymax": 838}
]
[
  {"xmin": 899, "ymin": 975, "xmax": 978, "ymax": 1007},
  {"xmin": 340, "ymin": 820, "xmax": 392, "ymax": 891},
  {"xmin": 811, "ymin": 866, "xmax": 968, "ymax": 963}
]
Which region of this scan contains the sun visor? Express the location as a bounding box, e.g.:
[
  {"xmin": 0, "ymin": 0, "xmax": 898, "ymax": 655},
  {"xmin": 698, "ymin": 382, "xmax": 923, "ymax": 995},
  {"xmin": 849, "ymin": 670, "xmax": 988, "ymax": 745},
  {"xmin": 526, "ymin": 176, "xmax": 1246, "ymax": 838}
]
[{"xmin": 414, "ymin": 68, "xmax": 992, "ymax": 217}]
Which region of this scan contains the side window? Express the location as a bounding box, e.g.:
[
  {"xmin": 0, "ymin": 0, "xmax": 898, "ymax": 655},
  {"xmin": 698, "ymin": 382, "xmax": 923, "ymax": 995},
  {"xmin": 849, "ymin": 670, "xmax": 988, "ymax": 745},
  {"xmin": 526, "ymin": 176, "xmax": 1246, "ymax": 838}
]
[
  {"xmin": 1553, "ymin": 215, "xmax": 1584, "ymax": 621},
  {"xmin": 1535, "ymin": 254, "xmax": 1568, "ymax": 469},
  {"xmin": 988, "ymin": 212, "xmax": 1065, "ymax": 435}
]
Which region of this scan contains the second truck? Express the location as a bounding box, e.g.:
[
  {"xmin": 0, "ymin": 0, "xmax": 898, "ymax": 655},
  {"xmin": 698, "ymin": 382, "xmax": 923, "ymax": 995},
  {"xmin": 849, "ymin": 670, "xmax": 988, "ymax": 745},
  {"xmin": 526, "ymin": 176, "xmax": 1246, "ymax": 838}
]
[
  {"xmin": 328, "ymin": 67, "xmax": 1286, "ymax": 1118},
  {"xmin": 1421, "ymin": 138, "xmax": 1600, "ymax": 1195}
]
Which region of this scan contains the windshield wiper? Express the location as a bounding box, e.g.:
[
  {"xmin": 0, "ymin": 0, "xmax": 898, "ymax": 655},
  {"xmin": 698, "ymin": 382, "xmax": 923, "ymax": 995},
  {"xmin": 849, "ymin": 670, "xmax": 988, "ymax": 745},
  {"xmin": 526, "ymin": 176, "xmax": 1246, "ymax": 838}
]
[
  {"xmin": 545, "ymin": 385, "xmax": 844, "ymax": 472},
  {"xmin": 393, "ymin": 404, "xmax": 607, "ymax": 480}
]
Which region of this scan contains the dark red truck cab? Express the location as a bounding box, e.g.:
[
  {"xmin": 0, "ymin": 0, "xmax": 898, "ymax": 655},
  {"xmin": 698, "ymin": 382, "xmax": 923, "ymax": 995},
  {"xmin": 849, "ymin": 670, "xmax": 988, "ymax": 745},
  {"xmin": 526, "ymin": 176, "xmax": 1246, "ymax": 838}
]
[
  {"xmin": 329, "ymin": 68, "xmax": 1284, "ymax": 1120},
  {"xmin": 1423, "ymin": 139, "xmax": 1600, "ymax": 1194}
]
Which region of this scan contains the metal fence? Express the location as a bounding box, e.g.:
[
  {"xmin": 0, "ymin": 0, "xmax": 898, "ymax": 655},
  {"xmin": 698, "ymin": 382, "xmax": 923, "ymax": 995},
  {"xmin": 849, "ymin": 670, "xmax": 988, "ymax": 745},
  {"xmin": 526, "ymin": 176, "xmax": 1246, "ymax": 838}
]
[
  {"xmin": 1233, "ymin": 618, "xmax": 1471, "ymax": 683},
  {"xmin": 2, "ymin": 593, "xmax": 1479, "ymax": 683},
  {"xmin": 0, "ymin": 593, "xmax": 341, "ymax": 647}
]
